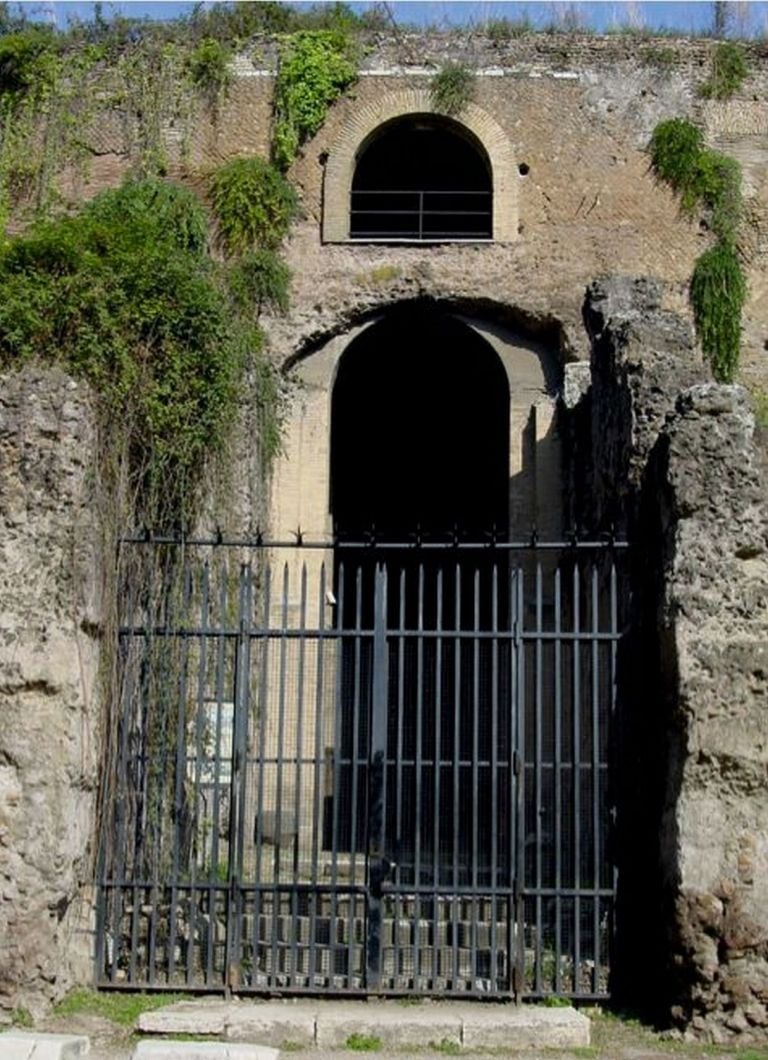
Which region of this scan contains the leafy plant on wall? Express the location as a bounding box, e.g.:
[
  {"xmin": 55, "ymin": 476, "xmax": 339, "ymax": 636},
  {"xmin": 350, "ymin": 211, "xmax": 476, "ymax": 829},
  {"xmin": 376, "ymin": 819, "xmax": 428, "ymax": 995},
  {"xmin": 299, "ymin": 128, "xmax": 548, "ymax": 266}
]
[
  {"xmin": 650, "ymin": 117, "xmax": 746, "ymax": 383},
  {"xmin": 271, "ymin": 30, "xmax": 357, "ymax": 171},
  {"xmin": 430, "ymin": 61, "xmax": 476, "ymax": 117}
]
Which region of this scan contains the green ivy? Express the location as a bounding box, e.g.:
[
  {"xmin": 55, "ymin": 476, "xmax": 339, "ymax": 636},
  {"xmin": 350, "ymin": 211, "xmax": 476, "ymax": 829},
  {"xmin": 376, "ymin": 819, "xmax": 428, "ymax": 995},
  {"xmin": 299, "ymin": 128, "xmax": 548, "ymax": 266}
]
[
  {"xmin": 0, "ymin": 178, "xmax": 276, "ymax": 525},
  {"xmin": 699, "ymin": 41, "xmax": 747, "ymax": 101},
  {"xmin": 271, "ymin": 30, "xmax": 357, "ymax": 171},
  {"xmin": 209, "ymin": 156, "xmax": 297, "ymax": 254},
  {"xmin": 430, "ymin": 61, "xmax": 476, "ymax": 117},
  {"xmin": 650, "ymin": 117, "xmax": 746, "ymax": 382}
]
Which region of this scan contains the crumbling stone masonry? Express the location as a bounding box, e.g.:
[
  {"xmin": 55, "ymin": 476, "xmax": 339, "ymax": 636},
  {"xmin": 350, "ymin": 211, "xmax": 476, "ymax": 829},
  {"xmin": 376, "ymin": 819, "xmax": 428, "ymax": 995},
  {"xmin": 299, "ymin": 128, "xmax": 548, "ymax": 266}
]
[
  {"xmin": 0, "ymin": 367, "xmax": 101, "ymax": 1018},
  {"xmin": 581, "ymin": 278, "xmax": 768, "ymax": 1041}
]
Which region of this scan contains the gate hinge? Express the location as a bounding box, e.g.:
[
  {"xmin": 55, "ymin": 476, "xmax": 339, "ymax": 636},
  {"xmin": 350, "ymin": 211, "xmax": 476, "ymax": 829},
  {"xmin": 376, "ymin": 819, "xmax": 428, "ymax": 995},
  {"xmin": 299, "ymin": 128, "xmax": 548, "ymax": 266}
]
[
  {"xmin": 513, "ymin": 751, "xmax": 522, "ymax": 776},
  {"xmin": 513, "ymin": 878, "xmax": 521, "ymax": 904}
]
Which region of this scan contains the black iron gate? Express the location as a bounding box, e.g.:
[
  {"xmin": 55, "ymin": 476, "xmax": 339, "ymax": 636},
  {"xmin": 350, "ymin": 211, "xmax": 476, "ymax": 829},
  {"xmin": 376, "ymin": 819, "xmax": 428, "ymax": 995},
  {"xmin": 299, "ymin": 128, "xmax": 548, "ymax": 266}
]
[{"xmin": 96, "ymin": 535, "xmax": 626, "ymax": 999}]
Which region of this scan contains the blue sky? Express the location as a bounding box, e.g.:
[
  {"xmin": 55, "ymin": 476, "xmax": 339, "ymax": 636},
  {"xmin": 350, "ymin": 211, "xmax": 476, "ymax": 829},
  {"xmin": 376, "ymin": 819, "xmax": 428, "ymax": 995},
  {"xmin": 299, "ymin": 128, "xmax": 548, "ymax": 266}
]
[{"xmin": 13, "ymin": 1, "xmax": 768, "ymax": 38}]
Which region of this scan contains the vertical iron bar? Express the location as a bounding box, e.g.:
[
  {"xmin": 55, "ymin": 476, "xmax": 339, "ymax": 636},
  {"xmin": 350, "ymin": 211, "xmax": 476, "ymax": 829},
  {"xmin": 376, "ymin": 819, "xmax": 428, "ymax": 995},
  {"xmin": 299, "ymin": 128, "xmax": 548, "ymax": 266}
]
[
  {"xmin": 414, "ymin": 561, "xmax": 425, "ymax": 986},
  {"xmin": 253, "ymin": 565, "xmax": 272, "ymax": 987},
  {"xmin": 432, "ymin": 566, "xmax": 444, "ymax": 990},
  {"xmin": 268, "ymin": 564, "xmax": 290, "ymax": 982},
  {"xmin": 309, "ymin": 562, "xmax": 327, "ymax": 988},
  {"xmin": 514, "ymin": 563, "xmax": 525, "ymax": 1003},
  {"xmin": 394, "ymin": 567, "xmax": 406, "ymax": 986},
  {"xmin": 609, "ymin": 557, "xmax": 619, "ymax": 990},
  {"xmin": 471, "ymin": 566, "xmax": 480, "ymax": 989},
  {"xmin": 168, "ymin": 555, "xmax": 195, "ymax": 985},
  {"xmin": 591, "ymin": 562, "xmax": 600, "ymax": 994},
  {"xmin": 225, "ymin": 562, "xmax": 251, "ymax": 990},
  {"xmin": 349, "ymin": 565, "xmax": 364, "ymax": 892},
  {"xmin": 534, "ymin": 559, "xmax": 543, "ymax": 994},
  {"xmin": 329, "ymin": 560, "xmax": 346, "ymax": 989},
  {"xmin": 367, "ymin": 562, "xmax": 389, "ymax": 993},
  {"xmin": 451, "ymin": 561, "xmax": 462, "ymax": 991},
  {"xmin": 572, "ymin": 559, "xmax": 582, "ymax": 992},
  {"xmin": 490, "ymin": 561, "xmax": 499, "ymax": 991},
  {"xmin": 291, "ymin": 563, "xmax": 308, "ymax": 987},
  {"xmin": 187, "ymin": 558, "xmax": 211, "ymax": 986},
  {"xmin": 554, "ymin": 565, "xmax": 563, "ymax": 996},
  {"xmin": 110, "ymin": 626, "xmax": 135, "ymax": 983},
  {"xmin": 206, "ymin": 558, "xmax": 230, "ymax": 985}
]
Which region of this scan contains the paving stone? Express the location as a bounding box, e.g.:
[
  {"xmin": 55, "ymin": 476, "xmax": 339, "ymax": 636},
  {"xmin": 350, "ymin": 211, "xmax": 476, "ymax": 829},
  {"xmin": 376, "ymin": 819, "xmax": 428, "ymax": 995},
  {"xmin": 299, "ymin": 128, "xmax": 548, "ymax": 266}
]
[
  {"xmin": 138, "ymin": 1001, "xmax": 314, "ymax": 1049},
  {"xmin": 137, "ymin": 1002, "xmax": 230, "ymax": 1036},
  {"xmin": 131, "ymin": 1044, "xmax": 278, "ymax": 1060},
  {"xmin": 461, "ymin": 1006, "xmax": 591, "ymax": 1049},
  {"xmin": 313, "ymin": 1003, "xmax": 463, "ymax": 1049},
  {"xmin": 225, "ymin": 1006, "xmax": 315, "ymax": 1047},
  {"xmin": 0, "ymin": 1031, "xmax": 90, "ymax": 1060}
]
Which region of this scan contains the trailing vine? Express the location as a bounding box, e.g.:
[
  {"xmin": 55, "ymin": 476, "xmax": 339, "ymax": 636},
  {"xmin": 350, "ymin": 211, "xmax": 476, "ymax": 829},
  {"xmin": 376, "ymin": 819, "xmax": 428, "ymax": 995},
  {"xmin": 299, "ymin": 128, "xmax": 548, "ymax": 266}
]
[
  {"xmin": 0, "ymin": 180, "xmax": 235, "ymax": 525},
  {"xmin": 0, "ymin": 169, "xmax": 292, "ymax": 533},
  {"xmin": 271, "ymin": 29, "xmax": 358, "ymax": 171},
  {"xmin": 650, "ymin": 117, "xmax": 746, "ymax": 382}
]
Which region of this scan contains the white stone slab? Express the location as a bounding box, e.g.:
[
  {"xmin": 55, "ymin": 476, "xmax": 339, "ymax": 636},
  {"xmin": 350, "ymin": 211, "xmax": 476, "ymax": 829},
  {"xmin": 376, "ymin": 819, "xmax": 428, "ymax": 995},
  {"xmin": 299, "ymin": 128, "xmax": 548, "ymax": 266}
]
[
  {"xmin": 313, "ymin": 1003, "xmax": 462, "ymax": 1049},
  {"xmin": 132, "ymin": 1044, "xmax": 278, "ymax": 1060},
  {"xmin": 225, "ymin": 1007, "xmax": 315, "ymax": 1047},
  {"xmin": 137, "ymin": 999, "xmax": 590, "ymax": 1052},
  {"xmin": 461, "ymin": 1005, "xmax": 591, "ymax": 1049},
  {"xmin": 0, "ymin": 1031, "xmax": 90, "ymax": 1060},
  {"xmin": 137, "ymin": 1002, "xmax": 230, "ymax": 1036}
]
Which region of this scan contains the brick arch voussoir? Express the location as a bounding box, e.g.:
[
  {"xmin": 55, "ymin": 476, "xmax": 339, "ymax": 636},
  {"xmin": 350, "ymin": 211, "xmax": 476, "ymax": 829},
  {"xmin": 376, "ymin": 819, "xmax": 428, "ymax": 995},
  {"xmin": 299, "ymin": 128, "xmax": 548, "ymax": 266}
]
[{"xmin": 322, "ymin": 88, "xmax": 517, "ymax": 243}]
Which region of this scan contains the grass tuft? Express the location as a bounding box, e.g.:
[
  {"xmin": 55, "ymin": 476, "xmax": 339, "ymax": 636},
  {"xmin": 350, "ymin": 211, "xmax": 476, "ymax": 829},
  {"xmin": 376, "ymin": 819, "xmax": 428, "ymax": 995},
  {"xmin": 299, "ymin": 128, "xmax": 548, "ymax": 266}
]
[
  {"xmin": 345, "ymin": 1032, "xmax": 383, "ymax": 1051},
  {"xmin": 53, "ymin": 988, "xmax": 188, "ymax": 1027}
]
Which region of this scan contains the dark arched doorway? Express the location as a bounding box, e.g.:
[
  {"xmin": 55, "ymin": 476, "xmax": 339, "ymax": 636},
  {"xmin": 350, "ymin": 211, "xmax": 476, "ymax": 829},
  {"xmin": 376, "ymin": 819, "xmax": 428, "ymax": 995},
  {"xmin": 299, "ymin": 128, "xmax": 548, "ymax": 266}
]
[
  {"xmin": 327, "ymin": 309, "xmax": 513, "ymax": 979},
  {"xmin": 350, "ymin": 116, "xmax": 493, "ymax": 240},
  {"xmin": 331, "ymin": 307, "xmax": 509, "ymax": 539}
]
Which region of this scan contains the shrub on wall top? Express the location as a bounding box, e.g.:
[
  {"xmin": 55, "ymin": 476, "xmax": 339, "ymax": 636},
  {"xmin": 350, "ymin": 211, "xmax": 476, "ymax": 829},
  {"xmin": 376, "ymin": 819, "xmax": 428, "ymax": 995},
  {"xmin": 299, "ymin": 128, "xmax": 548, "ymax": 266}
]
[
  {"xmin": 699, "ymin": 41, "xmax": 747, "ymax": 101},
  {"xmin": 430, "ymin": 61, "xmax": 476, "ymax": 117}
]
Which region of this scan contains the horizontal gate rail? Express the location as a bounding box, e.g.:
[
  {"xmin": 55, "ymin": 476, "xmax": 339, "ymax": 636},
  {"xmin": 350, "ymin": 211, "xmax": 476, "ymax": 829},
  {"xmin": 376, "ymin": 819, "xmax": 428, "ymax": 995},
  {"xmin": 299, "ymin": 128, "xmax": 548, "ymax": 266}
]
[
  {"xmin": 120, "ymin": 532, "xmax": 628, "ymax": 551},
  {"xmin": 96, "ymin": 535, "xmax": 628, "ymax": 1001}
]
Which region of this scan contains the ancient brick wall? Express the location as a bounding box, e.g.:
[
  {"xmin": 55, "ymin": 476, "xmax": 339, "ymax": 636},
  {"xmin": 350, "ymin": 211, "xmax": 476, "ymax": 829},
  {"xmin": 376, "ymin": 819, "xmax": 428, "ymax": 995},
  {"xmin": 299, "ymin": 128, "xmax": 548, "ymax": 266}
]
[{"xmin": 53, "ymin": 33, "xmax": 768, "ymax": 388}]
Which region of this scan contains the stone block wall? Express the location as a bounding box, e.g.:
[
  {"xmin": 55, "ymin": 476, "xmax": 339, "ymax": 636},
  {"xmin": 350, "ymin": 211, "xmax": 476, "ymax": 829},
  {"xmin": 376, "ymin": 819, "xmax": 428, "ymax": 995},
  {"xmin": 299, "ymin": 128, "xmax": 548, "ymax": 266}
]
[{"xmin": 0, "ymin": 367, "xmax": 101, "ymax": 1019}]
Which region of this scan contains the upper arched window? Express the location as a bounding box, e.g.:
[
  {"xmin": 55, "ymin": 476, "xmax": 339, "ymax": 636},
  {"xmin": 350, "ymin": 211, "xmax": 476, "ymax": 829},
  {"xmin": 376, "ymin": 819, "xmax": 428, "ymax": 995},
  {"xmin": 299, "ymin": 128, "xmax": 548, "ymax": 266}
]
[{"xmin": 350, "ymin": 116, "xmax": 492, "ymax": 242}]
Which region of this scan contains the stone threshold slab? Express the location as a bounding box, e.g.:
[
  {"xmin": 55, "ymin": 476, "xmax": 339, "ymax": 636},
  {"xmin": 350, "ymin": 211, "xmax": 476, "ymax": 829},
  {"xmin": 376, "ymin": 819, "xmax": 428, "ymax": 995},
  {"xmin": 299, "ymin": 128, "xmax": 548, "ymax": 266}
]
[
  {"xmin": 0, "ymin": 1031, "xmax": 89, "ymax": 1060},
  {"xmin": 137, "ymin": 999, "xmax": 590, "ymax": 1050}
]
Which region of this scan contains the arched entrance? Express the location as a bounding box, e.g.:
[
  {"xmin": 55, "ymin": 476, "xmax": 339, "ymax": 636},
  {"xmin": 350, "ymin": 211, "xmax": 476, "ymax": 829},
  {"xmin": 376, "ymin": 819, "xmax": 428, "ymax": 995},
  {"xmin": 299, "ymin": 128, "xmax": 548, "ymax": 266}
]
[
  {"xmin": 328, "ymin": 308, "xmax": 516, "ymax": 991},
  {"xmin": 349, "ymin": 116, "xmax": 493, "ymax": 240},
  {"xmin": 96, "ymin": 304, "xmax": 624, "ymax": 1004},
  {"xmin": 331, "ymin": 307, "xmax": 508, "ymax": 537}
]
